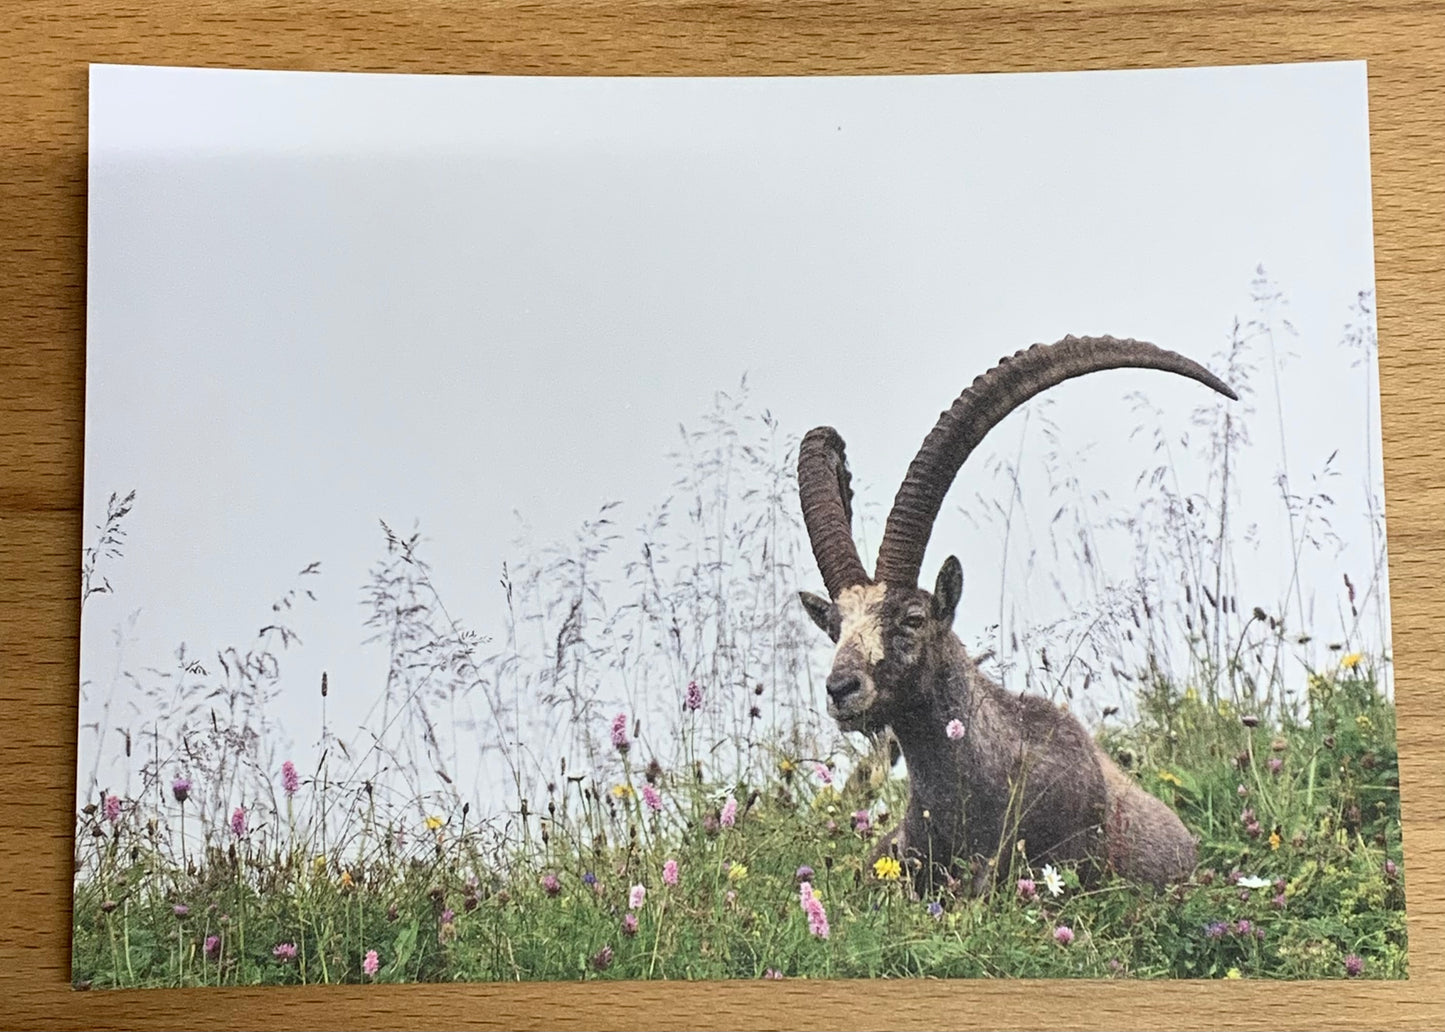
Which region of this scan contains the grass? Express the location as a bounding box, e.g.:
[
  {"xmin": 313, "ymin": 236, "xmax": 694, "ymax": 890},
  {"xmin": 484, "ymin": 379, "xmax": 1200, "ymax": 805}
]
[{"xmin": 71, "ymin": 271, "xmax": 1404, "ymax": 986}]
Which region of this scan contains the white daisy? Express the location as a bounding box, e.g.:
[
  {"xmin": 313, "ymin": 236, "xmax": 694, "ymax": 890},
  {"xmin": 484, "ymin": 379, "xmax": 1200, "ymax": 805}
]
[
  {"xmin": 1237, "ymin": 875, "xmax": 1271, "ymax": 890},
  {"xmin": 1041, "ymin": 864, "xmax": 1066, "ymax": 897}
]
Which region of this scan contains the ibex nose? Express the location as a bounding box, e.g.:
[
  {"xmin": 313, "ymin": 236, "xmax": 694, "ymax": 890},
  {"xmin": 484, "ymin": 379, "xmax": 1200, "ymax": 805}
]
[{"xmin": 826, "ymin": 671, "xmax": 862, "ymax": 703}]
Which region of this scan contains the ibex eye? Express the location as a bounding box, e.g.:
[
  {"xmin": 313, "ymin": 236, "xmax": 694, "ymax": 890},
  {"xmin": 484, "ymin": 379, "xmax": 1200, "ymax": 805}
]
[{"xmin": 901, "ymin": 613, "xmax": 926, "ymax": 630}]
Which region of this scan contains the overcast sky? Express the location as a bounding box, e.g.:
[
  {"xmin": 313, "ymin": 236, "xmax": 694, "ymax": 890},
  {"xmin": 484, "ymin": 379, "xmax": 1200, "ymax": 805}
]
[{"xmin": 79, "ymin": 61, "xmax": 1386, "ymax": 807}]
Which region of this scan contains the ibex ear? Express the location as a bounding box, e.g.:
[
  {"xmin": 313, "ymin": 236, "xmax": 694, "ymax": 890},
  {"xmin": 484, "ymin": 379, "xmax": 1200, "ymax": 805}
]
[
  {"xmin": 798, "ymin": 591, "xmax": 834, "ymax": 637},
  {"xmin": 931, "ymin": 556, "xmax": 963, "ymax": 625}
]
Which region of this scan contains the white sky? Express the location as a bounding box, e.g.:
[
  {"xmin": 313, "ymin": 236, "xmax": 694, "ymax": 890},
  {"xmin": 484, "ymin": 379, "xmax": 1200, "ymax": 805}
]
[{"xmin": 78, "ymin": 61, "xmax": 1386, "ymax": 809}]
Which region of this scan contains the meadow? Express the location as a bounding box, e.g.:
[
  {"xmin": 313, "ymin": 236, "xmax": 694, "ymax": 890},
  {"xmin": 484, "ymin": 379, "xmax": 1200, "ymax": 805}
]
[{"xmin": 70, "ymin": 272, "xmax": 1405, "ymax": 986}]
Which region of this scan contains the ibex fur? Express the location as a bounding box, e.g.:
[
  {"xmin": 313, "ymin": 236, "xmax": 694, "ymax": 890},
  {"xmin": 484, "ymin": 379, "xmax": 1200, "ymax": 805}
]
[{"xmin": 797, "ymin": 335, "xmax": 1236, "ymax": 895}]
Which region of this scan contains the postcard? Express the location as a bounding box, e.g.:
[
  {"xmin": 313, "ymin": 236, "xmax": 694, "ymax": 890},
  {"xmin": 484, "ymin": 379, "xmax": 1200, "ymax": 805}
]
[{"xmin": 74, "ymin": 60, "xmax": 1401, "ymax": 987}]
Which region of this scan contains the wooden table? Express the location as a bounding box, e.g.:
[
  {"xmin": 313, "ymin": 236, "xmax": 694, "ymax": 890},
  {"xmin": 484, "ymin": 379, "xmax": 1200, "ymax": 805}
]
[{"xmin": 2, "ymin": 2, "xmax": 1442, "ymax": 1028}]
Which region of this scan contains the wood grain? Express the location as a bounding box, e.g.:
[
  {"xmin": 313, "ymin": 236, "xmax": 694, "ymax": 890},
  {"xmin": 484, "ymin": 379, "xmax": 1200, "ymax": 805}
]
[{"xmin": 2, "ymin": 1, "xmax": 1442, "ymax": 1028}]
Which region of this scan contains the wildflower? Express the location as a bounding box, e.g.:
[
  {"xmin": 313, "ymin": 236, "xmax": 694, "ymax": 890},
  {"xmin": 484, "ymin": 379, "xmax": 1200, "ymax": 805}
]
[
  {"xmin": 642, "ymin": 783, "xmax": 663, "ymax": 812},
  {"xmin": 663, "ymin": 859, "xmax": 679, "ymax": 885},
  {"xmin": 611, "ymin": 784, "xmax": 633, "ymax": 799},
  {"xmin": 728, "ymin": 862, "xmax": 748, "ymax": 883},
  {"xmin": 799, "ymin": 882, "xmax": 830, "ymax": 939},
  {"xmin": 339, "ymin": 869, "xmax": 354, "ymax": 889},
  {"xmin": 1158, "ymin": 770, "xmax": 1182, "ymax": 786},
  {"xmin": 852, "ymin": 810, "xmax": 872, "ymax": 836},
  {"xmin": 1205, "ymin": 922, "xmax": 1227, "ymax": 939},
  {"xmin": 1054, "ymin": 925, "xmax": 1075, "ymax": 946},
  {"xmin": 644, "ymin": 758, "xmax": 663, "ymax": 784},
  {"xmin": 313, "ymin": 855, "xmax": 327, "ymax": 873},
  {"xmin": 763, "ymin": 968, "xmax": 785, "ymax": 980},
  {"xmin": 1344, "ymin": 954, "xmax": 1364, "ymax": 977},
  {"xmin": 591, "ymin": 945, "xmax": 614, "ymax": 972},
  {"xmin": 204, "ymin": 935, "xmax": 221, "ymax": 958},
  {"xmin": 622, "ymin": 912, "xmax": 639, "ymax": 936},
  {"xmin": 703, "ymin": 812, "xmax": 720, "ymax": 836},
  {"xmin": 1107, "ymin": 958, "xmax": 1123, "ymax": 975},
  {"xmin": 1341, "ymin": 652, "xmax": 1363, "ymax": 669},
  {"xmin": 796, "ymin": 865, "xmax": 815, "ymax": 883},
  {"xmin": 814, "ymin": 763, "xmax": 833, "ymax": 786},
  {"xmin": 171, "ymin": 778, "xmax": 191, "ymax": 804},
  {"xmin": 945, "ymin": 719, "xmax": 965, "ymax": 740},
  {"xmin": 99, "ymin": 900, "xmax": 118, "ymax": 914},
  {"xmin": 230, "ymin": 807, "xmax": 246, "ymax": 837},
  {"xmin": 725, "ymin": 889, "xmax": 737, "ymax": 905},
  {"xmin": 281, "ymin": 761, "xmax": 299, "ymax": 796},
  {"xmin": 1269, "ymin": 830, "xmax": 1282, "ymax": 851},
  {"xmin": 873, "ymin": 856, "xmax": 902, "ymax": 882},
  {"xmin": 629, "ymin": 884, "xmax": 646, "ymax": 909},
  {"xmin": 1271, "ymin": 893, "xmax": 1287, "ymax": 910},
  {"xmin": 424, "ymin": 815, "xmax": 443, "ymax": 831},
  {"xmin": 684, "ymin": 680, "xmax": 703, "ymax": 712},
  {"xmin": 1237, "ymin": 875, "xmax": 1271, "ymax": 890},
  {"xmin": 1041, "ymin": 864, "xmax": 1065, "ymax": 898},
  {"xmin": 1237, "ymin": 783, "xmax": 1249, "ymax": 798},
  {"xmin": 1225, "ymin": 967, "xmax": 1241, "ymax": 979},
  {"xmin": 1385, "ymin": 859, "xmax": 1399, "ymax": 880},
  {"xmin": 273, "ymin": 943, "xmax": 298, "ymax": 962},
  {"xmin": 1235, "ymin": 919, "xmax": 1252, "ymax": 936},
  {"xmin": 927, "ymin": 901, "xmax": 944, "ymax": 920},
  {"xmin": 173, "ymin": 904, "xmax": 189, "ymax": 918},
  {"xmin": 582, "ymin": 871, "xmax": 597, "ymax": 887},
  {"xmin": 362, "ymin": 949, "xmax": 379, "ymax": 977},
  {"xmin": 542, "ymin": 873, "xmax": 561, "ymax": 897},
  {"xmin": 441, "ymin": 907, "xmax": 455, "ymax": 925},
  {"xmin": 1267, "ymin": 757, "xmax": 1283, "ymax": 775},
  {"xmin": 1017, "ymin": 878, "xmax": 1037, "ymax": 901},
  {"xmin": 103, "ymin": 795, "xmax": 121, "ymax": 823},
  {"xmin": 778, "ymin": 758, "xmax": 795, "ymax": 775},
  {"xmin": 720, "ymin": 797, "xmax": 738, "ymax": 828},
  {"xmin": 611, "ymin": 713, "xmax": 630, "ymax": 753}
]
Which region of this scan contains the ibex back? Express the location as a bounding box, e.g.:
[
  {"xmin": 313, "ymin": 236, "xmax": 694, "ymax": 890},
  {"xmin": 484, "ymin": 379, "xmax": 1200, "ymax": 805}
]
[{"xmin": 797, "ymin": 335, "xmax": 1236, "ymax": 895}]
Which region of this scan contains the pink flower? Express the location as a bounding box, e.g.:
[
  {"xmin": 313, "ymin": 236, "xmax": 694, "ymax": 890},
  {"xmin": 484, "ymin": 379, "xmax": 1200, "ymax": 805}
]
[
  {"xmin": 204, "ymin": 935, "xmax": 221, "ymax": 958},
  {"xmin": 763, "ymin": 968, "xmax": 785, "ymax": 980},
  {"xmin": 1385, "ymin": 859, "xmax": 1398, "ymax": 879},
  {"xmin": 720, "ymin": 797, "xmax": 738, "ymax": 828},
  {"xmin": 1237, "ymin": 783, "xmax": 1249, "ymax": 797},
  {"xmin": 273, "ymin": 942, "xmax": 298, "ymax": 962},
  {"xmin": 1054, "ymin": 925, "xmax": 1075, "ymax": 946},
  {"xmin": 230, "ymin": 806, "xmax": 246, "ymax": 837},
  {"xmin": 663, "ymin": 859, "xmax": 679, "ymax": 886},
  {"xmin": 852, "ymin": 810, "xmax": 872, "ymax": 836},
  {"xmin": 629, "ymin": 883, "xmax": 646, "ymax": 909},
  {"xmin": 684, "ymin": 680, "xmax": 704, "ymax": 712},
  {"xmin": 799, "ymin": 882, "xmax": 829, "ymax": 939},
  {"xmin": 171, "ymin": 778, "xmax": 191, "ymax": 803},
  {"xmin": 642, "ymin": 783, "xmax": 663, "ymax": 812},
  {"xmin": 1344, "ymin": 953, "xmax": 1364, "ymax": 977},
  {"xmin": 173, "ymin": 904, "xmax": 189, "ymax": 918},
  {"xmin": 281, "ymin": 761, "xmax": 300, "ymax": 796},
  {"xmin": 1267, "ymin": 757, "xmax": 1283, "ymax": 775},
  {"xmin": 610, "ymin": 713, "xmax": 630, "ymax": 753},
  {"xmin": 814, "ymin": 763, "xmax": 833, "ymax": 786},
  {"xmin": 622, "ymin": 912, "xmax": 639, "ymax": 936},
  {"xmin": 362, "ymin": 949, "xmax": 379, "ymax": 977},
  {"xmin": 103, "ymin": 795, "xmax": 121, "ymax": 823},
  {"xmin": 541, "ymin": 873, "xmax": 561, "ymax": 897},
  {"xmin": 945, "ymin": 719, "xmax": 965, "ymax": 740},
  {"xmin": 591, "ymin": 945, "xmax": 613, "ymax": 971},
  {"xmin": 1017, "ymin": 878, "xmax": 1037, "ymax": 901}
]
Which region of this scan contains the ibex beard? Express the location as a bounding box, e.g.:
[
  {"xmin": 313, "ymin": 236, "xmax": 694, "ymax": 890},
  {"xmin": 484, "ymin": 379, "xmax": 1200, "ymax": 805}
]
[{"xmin": 797, "ymin": 335, "xmax": 1234, "ymax": 897}]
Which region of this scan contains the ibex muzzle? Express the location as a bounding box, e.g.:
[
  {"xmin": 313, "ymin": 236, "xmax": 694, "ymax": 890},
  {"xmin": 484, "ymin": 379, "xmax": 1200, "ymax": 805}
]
[{"xmin": 797, "ymin": 335, "xmax": 1236, "ymax": 893}]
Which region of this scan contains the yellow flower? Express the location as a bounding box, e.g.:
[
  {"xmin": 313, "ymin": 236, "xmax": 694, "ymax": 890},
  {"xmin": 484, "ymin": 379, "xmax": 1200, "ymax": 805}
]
[
  {"xmin": 1225, "ymin": 967, "xmax": 1242, "ymax": 979},
  {"xmin": 1269, "ymin": 831, "xmax": 1282, "ymax": 851},
  {"xmin": 611, "ymin": 784, "xmax": 633, "ymax": 799},
  {"xmin": 312, "ymin": 854, "xmax": 327, "ymax": 873},
  {"xmin": 873, "ymin": 856, "xmax": 902, "ymax": 881},
  {"xmin": 424, "ymin": 815, "xmax": 444, "ymax": 831},
  {"xmin": 1355, "ymin": 713, "xmax": 1373, "ymax": 732},
  {"xmin": 339, "ymin": 869, "xmax": 354, "ymax": 888},
  {"xmin": 1158, "ymin": 770, "xmax": 1182, "ymax": 786},
  {"xmin": 1183, "ymin": 687, "xmax": 1198, "ymax": 703},
  {"xmin": 778, "ymin": 758, "xmax": 796, "ymax": 774},
  {"xmin": 727, "ymin": 862, "xmax": 748, "ymax": 882},
  {"xmin": 1341, "ymin": 652, "xmax": 1363, "ymax": 669}
]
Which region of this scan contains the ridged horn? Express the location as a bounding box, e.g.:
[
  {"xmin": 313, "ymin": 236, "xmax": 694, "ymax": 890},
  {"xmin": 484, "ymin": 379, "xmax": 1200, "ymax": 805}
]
[
  {"xmin": 798, "ymin": 426, "xmax": 870, "ymax": 598},
  {"xmin": 873, "ymin": 334, "xmax": 1238, "ymax": 587}
]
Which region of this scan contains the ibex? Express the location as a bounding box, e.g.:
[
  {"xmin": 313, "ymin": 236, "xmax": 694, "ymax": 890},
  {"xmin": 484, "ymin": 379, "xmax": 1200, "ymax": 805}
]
[{"xmin": 797, "ymin": 335, "xmax": 1235, "ymax": 895}]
